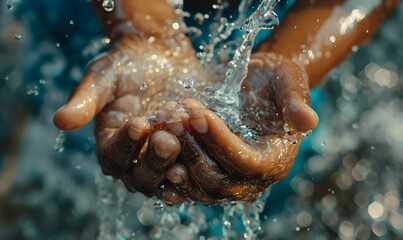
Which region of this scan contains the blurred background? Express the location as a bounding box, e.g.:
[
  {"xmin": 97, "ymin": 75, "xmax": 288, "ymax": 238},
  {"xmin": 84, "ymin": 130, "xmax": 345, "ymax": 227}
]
[{"xmin": 0, "ymin": 0, "xmax": 402, "ymax": 239}]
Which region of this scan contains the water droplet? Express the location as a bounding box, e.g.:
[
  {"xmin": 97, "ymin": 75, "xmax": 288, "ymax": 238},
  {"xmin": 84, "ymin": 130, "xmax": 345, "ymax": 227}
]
[
  {"xmin": 300, "ymin": 45, "xmax": 308, "ymax": 53},
  {"xmin": 133, "ymin": 159, "xmax": 138, "ymax": 164},
  {"xmin": 153, "ymin": 201, "xmax": 164, "ymax": 213},
  {"xmin": 172, "ymin": 22, "xmax": 180, "ymax": 30},
  {"xmin": 161, "ymin": 212, "xmax": 180, "ymax": 229},
  {"xmin": 54, "ymin": 131, "xmax": 65, "ymax": 153},
  {"xmin": 69, "ymin": 20, "xmax": 74, "ymax": 25},
  {"xmin": 26, "ymin": 85, "xmax": 39, "ymax": 96},
  {"xmin": 102, "ymin": 0, "xmax": 115, "ymax": 12},
  {"xmin": 75, "ymin": 165, "xmax": 81, "ymax": 170},
  {"xmin": 289, "ymin": 138, "xmax": 298, "ymax": 145},
  {"xmin": 6, "ymin": 0, "xmax": 14, "ymax": 11},
  {"xmin": 14, "ymin": 34, "xmax": 22, "ymax": 40},
  {"xmin": 321, "ymin": 141, "xmax": 327, "ymax": 147},
  {"xmin": 296, "ymin": 226, "xmax": 301, "ymax": 231},
  {"xmin": 283, "ymin": 123, "xmax": 291, "ymax": 134},
  {"xmin": 56, "ymin": 43, "xmax": 60, "ymax": 48},
  {"xmin": 303, "ymin": 130, "xmax": 312, "ymax": 136},
  {"xmin": 182, "ymin": 78, "xmax": 193, "ymax": 89},
  {"xmin": 39, "ymin": 79, "xmax": 46, "ymax": 85},
  {"xmin": 140, "ymin": 82, "xmax": 148, "ymax": 91},
  {"xmin": 193, "ymin": 13, "xmax": 204, "ymax": 24}
]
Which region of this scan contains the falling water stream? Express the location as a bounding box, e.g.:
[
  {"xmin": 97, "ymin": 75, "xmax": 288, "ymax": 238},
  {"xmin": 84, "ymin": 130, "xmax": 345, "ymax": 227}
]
[{"xmin": 97, "ymin": 0, "xmax": 280, "ymax": 239}]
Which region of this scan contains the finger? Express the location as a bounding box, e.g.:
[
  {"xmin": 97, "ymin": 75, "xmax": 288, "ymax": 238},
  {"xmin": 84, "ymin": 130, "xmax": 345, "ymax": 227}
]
[
  {"xmin": 249, "ymin": 53, "xmax": 319, "ymax": 132},
  {"xmin": 144, "ymin": 130, "xmax": 180, "ymax": 172},
  {"xmin": 122, "ymin": 130, "xmax": 180, "ymax": 197},
  {"xmin": 165, "ymin": 111, "xmax": 189, "ymax": 136},
  {"xmin": 166, "ymin": 163, "xmax": 214, "ymax": 204},
  {"xmin": 147, "ymin": 101, "xmax": 178, "ymax": 125},
  {"xmin": 188, "ymin": 106, "xmax": 283, "ymax": 178},
  {"xmin": 97, "ymin": 117, "xmax": 149, "ymax": 178},
  {"xmin": 273, "ymin": 59, "xmax": 319, "ymax": 132},
  {"xmin": 54, "ymin": 53, "xmax": 116, "ymax": 130},
  {"xmin": 160, "ymin": 183, "xmax": 186, "ymax": 205}
]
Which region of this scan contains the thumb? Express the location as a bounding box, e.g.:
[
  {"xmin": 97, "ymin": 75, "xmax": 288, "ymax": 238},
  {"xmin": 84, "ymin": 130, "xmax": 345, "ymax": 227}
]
[
  {"xmin": 54, "ymin": 54, "xmax": 116, "ymax": 130},
  {"xmin": 272, "ymin": 55, "xmax": 319, "ymax": 132}
]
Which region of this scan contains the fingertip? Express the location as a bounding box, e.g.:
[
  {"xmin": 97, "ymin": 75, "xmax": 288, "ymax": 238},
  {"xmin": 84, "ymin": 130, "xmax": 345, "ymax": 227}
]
[
  {"xmin": 181, "ymin": 98, "xmax": 206, "ymax": 112},
  {"xmin": 151, "ymin": 131, "xmax": 180, "ymax": 162},
  {"xmin": 166, "ymin": 163, "xmax": 187, "ymax": 184},
  {"xmin": 161, "ymin": 184, "xmax": 186, "ymax": 205},
  {"xmin": 284, "ymin": 99, "xmax": 319, "ymax": 132},
  {"xmin": 53, "ymin": 103, "xmax": 94, "ymax": 131},
  {"xmin": 166, "ymin": 111, "xmax": 188, "ymax": 136},
  {"xmin": 189, "ymin": 110, "xmax": 208, "ymax": 134},
  {"xmin": 127, "ymin": 117, "xmax": 150, "ymax": 141}
]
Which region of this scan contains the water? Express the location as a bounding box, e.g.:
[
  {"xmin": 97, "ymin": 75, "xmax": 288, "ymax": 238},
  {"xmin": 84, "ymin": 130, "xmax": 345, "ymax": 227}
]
[
  {"xmin": 102, "ymin": 0, "xmax": 115, "ymax": 12},
  {"xmin": 1, "ymin": 0, "xmax": 402, "ymax": 239}
]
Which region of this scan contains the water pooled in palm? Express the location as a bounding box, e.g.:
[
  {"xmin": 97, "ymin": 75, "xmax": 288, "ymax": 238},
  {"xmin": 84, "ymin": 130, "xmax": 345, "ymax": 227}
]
[{"xmin": 200, "ymin": 0, "xmax": 279, "ymax": 139}]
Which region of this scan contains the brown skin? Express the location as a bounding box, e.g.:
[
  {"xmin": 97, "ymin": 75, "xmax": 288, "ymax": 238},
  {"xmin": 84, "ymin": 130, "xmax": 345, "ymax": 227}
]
[{"xmin": 53, "ymin": 0, "xmax": 400, "ymax": 204}]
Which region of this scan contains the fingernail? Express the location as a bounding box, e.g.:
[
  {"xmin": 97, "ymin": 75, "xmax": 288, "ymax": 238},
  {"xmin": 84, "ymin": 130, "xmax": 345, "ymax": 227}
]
[
  {"xmin": 189, "ymin": 111, "xmax": 208, "ymax": 134},
  {"xmin": 166, "ymin": 165, "xmax": 185, "ymax": 184},
  {"xmin": 128, "ymin": 126, "xmax": 144, "ymax": 140},
  {"xmin": 166, "ymin": 112, "xmax": 187, "ymax": 136}
]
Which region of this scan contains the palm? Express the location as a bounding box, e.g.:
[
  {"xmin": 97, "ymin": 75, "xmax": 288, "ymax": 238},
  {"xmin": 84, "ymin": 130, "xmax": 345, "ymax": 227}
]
[{"xmin": 163, "ymin": 53, "xmax": 318, "ymax": 204}]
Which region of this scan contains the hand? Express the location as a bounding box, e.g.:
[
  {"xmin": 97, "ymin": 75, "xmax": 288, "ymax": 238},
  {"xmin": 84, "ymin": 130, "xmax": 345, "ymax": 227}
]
[
  {"xmin": 162, "ymin": 53, "xmax": 319, "ymax": 205},
  {"xmin": 54, "ymin": 35, "xmax": 202, "ymax": 204}
]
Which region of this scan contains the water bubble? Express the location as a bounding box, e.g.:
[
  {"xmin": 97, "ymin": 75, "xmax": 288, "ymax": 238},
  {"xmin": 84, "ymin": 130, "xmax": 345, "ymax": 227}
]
[
  {"xmin": 153, "ymin": 201, "xmax": 164, "ymax": 214},
  {"xmin": 26, "ymin": 85, "xmax": 39, "ymax": 96},
  {"xmin": 54, "ymin": 131, "xmax": 65, "ymax": 153},
  {"xmin": 14, "ymin": 34, "xmax": 23, "ymax": 40},
  {"xmin": 140, "ymin": 82, "xmax": 148, "ymax": 91},
  {"xmin": 283, "ymin": 123, "xmax": 291, "ymax": 134},
  {"xmin": 172, "ymin": 22, "xmax": 180, "ymax": 30},
  {"xmin": 193, "ymin": 13, "xmax": 204, "ymax": 24},
  {"xmin": 102, "ymin": 0, "xmax": 115, "ymax": 12},
  {"xmin": 6, "ymin": 0, "xmax": 14, "ymax": 11},
  {"xmin": 161, "ymin": 212, "xmax": 180, "ymax": 229},
  {"xmin": 289, "ymin": 138, "xmax": 298, "ymax": 145}
]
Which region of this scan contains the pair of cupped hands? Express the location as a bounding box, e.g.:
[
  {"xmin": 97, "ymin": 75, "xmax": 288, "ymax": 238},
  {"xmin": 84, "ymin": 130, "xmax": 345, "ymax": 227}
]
[{"xmin": 54, "ymin": 35, "xmax": 318, "ymax": 205}]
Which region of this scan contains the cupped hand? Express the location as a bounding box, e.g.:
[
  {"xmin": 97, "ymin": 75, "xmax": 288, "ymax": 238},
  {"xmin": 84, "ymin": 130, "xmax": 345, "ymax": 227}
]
[
  {"xmin": 162, "ymin": 53, "xmax": 319, "ymax": 205},
  {"xmin": 54, "ymin": 35, "xmax": 203, "ymax": 204}
]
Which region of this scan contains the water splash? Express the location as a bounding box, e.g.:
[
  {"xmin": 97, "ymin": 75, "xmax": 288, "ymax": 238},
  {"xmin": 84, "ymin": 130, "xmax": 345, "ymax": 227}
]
[
  {"xmin": 202, "ymin": 0, "xmax": 280, "ymax": 139},
  {"xmin": 102, "ymin": 0, "xmax": 115, "ymax": 12},
  {"xmin": 222, "ymin": 190, "xmax": 270, "ymax": 240}
]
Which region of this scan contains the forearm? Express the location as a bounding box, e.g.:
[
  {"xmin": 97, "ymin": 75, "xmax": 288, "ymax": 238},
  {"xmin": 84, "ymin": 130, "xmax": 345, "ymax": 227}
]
[
  {"xmin": 90, "ymin": 0, "xmax": 177, "ymax": 41},
  {"xmin": 257, "ymin": 0, "xmax": 401, "ymax": 88}
]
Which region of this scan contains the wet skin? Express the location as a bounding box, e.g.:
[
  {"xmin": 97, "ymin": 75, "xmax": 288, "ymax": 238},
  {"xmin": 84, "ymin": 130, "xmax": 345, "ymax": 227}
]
[
  {"xmin": 54, "ymin": 0, "xmax": 400, "ymax": 204},
  {"xmin": 54, "ymin": 32, "xmax": 318, "ymax": 205}
]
